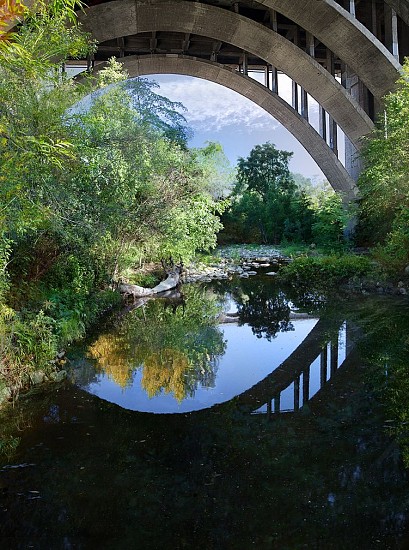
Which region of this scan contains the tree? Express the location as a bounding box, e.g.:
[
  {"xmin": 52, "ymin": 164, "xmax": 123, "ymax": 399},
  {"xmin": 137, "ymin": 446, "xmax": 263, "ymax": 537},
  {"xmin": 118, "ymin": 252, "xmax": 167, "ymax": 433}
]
[
  {"xmin": 222, "ymin": 142, "xmax": 302, "ymax": 243},
  {"xmin": 0, "ymin": 1, "xmax": 229, "ymax": 396},
  {"xmin": 357, "ymin": 59, "xmax": 409, "ymax": 270},
  {"xmin": 235, "ymin": 142, "xmax": 295, "ymax": 200}
]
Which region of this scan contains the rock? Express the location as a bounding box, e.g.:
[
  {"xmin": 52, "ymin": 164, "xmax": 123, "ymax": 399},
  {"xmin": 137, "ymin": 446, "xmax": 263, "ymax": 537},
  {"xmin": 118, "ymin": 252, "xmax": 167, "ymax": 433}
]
[
  {"xmin": 398, "ymin": 281, "xmax": 404, "ymax": 288},
  {"xmin": 399, "ymin": 288, "xmax": 407, "ymax": 295},
  {"xmin": 0, "ymin": 386, "xmax": 11, "ymax": 404},
  {"xmin": 247, "ymin": 271, "xmax": 258, "ymax": 275},
  {"xmin": 30, "ymin": 371, "xmax": 45, "ymax": 385},
  {"xmin": 240, "ymin": 273, "xmax": 249, "ymax": 278},
  {"xmin": 49, "ymin": 370, "xmax": 67, "ymax": 383},
  {"xmin": 266, "ymin": 271, "xmax": 277, "ymax": 276},
  {"xmin": 405, "ymin": 265, "xmax": 409, "ymax": 275}
]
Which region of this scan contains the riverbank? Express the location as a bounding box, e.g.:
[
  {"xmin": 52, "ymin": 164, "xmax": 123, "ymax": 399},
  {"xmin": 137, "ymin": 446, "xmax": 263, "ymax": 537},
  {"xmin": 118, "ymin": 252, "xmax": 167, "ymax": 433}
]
[{"xmin": 182, "ymin": 245, "xmax": 291, "ymax": 283}]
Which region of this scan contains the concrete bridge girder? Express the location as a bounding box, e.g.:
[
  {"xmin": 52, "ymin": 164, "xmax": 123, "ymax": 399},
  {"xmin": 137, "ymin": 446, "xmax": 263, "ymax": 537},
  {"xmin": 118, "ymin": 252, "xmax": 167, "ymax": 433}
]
[
  {"xmin": 93, "ymin": 54, "xmax": 357, "ymax": 197},
  {"xmin": 385, "ymin": 0, "xmax": 409, "ymax": 27},
  {"xmin": 79, "ymin": 0, "xmax": 374, "ymax": 150},
  {"xmin": 261, "ymin": 0, "xmax": 401, "ymax": 101}
]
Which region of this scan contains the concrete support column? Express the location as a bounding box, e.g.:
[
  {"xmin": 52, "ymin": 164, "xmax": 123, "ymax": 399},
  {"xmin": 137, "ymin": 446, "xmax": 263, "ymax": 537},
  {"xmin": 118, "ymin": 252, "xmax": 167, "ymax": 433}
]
[
  {"xmin": 306, "ymin": 32, "xmax": 315, "ymax": 57},
  {"xmin": 301, "ymin": 89, "xmax": 309, "ymax": 121},
  {"xmin": 264, "ymin": 65, "xmax": 270, "ymax": 89},
  {"xmin": 319, "ymin": 106, "xmax": 327, "ymax": 141},
  {"xmin": 349, "ymin": 0, "xmax": 356, "ymax": 17},
  {"xmin": 242, "ymin": 51, "xmax": 248, "ymax": 75},
  {"xmin": 292, "ymin": 81, "xmax": 299, "ymax": 112},
  {"xmin": 269, "ymin": 9, "xmax": 279, "ymax": 95},
  {"xmin": 302, "ymin": 367, "xmax": 310, "ymax": 405},
  {"xmin": 392, "ymin": 9, "xmax": 400, "ymax": 60},
  {"xmin": 274, "ymin": 394, "xmax": 281, "ymax": 414},
  {"xmin": 294, "ymin": 377, "xmax": 300, "ymax": 411},
  {"xmin": 371, "ymin": 0, "xmax": 377, "ymax": 36},
  {"xmin": 267, "ymin": 399, "xmax": 272, "ymax": 419},
  {"xmin": 320, "ymin": 347, "xmax": 328, "ymax": 387},
  {"xmin": 384, "ymin": 5, "xmax": 398, "ymax": 58},
  {"xmin": 271, "ymin": 66, "xmax": 278, "ymax": 94},
  {"xmin": 326, "ymin": 49, "xmax": 338, "ymax": 155},
  {"xmin": 330, "ymin": 335, "xmax": 339, "ymax": 376},
  {"xmin": 342, "ymin": 64, "xmax": 366, "ymax": 180},
  {"xmin": 329, "ymin": 117, "xmax": 338, "ymax": 156}
]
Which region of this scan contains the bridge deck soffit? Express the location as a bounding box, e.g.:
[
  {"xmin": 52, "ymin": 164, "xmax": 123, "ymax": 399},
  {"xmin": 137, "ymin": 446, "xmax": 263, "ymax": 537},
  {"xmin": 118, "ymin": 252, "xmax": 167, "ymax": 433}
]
[{"xmin": 79, "ymin": 0, "xmax": 374, "ymax": 147}]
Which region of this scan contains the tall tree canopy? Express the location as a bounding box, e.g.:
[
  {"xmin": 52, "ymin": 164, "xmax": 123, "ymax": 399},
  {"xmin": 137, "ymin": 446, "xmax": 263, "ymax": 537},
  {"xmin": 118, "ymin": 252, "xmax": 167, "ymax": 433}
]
[{"xmin": 235, "ymin": 142, "xmax": 295, "ymax": 199}]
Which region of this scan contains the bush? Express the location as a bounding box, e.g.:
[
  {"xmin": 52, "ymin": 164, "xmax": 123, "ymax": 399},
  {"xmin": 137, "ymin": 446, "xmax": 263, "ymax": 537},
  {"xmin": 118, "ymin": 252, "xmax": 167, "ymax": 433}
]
[{"xmin": 278, "ymin": 254, "xmax": 372, "ymax": 289}]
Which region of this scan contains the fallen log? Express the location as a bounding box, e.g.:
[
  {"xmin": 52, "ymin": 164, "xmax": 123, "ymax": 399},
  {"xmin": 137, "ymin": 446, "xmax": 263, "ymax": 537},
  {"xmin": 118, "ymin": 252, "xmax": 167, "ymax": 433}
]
[{"xmin": 118, "ymin": 258, "xmax": 183, "ymax": 299}]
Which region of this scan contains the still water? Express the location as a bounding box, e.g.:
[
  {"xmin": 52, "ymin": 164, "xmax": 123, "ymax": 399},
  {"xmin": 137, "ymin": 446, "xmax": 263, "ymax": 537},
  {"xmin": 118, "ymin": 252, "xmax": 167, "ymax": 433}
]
[{"xmin": 1, "ymin": 274, "xmax": 409, "ymax": 548}]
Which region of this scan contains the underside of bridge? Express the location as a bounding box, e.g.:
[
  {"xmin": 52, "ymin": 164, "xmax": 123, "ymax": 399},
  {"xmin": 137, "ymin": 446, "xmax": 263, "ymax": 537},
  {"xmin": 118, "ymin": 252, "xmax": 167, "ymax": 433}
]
[{"xmin": 69, "ymin": 0, "xmax": 408, "ymax": 197}]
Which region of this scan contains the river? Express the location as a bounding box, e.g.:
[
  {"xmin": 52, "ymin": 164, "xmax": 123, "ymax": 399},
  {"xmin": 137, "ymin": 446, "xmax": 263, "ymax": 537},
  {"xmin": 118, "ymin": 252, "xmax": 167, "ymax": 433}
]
[{"xmin": 1, "ymin": 271, "xmax": 409, "ymax": 548}]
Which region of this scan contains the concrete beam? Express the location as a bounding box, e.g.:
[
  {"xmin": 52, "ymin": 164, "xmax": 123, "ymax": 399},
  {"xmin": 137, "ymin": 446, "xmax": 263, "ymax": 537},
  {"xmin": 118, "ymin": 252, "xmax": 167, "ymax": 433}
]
[
  {"xmin": 79, "ymin": 0, "xmax": 373, "ymax": 149},
  {"xmin": 91, "ymin": 54, "xmax": 358, "ymax": 198},
  {"xmin": 385, "ymin": 0, "xmax": 409, "ymax": 26},
  {"xmin": 260, "ymin": 0, "xmax": 401, "ymax": 100}
]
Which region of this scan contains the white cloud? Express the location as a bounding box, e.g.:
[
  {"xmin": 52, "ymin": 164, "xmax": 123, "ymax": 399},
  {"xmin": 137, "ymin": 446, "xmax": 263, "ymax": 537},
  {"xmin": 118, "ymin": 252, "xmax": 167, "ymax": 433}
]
[{"xmin": 149, "ymin": 75, "xmax": 277, "ymax": 133}]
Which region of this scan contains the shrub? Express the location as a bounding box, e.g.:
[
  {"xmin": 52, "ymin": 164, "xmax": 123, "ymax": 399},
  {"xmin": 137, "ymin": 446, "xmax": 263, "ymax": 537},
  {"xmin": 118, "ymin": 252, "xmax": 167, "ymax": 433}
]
[{"xmin": 278, "ymin": 254, "xmax": 372, "ymax": 289}]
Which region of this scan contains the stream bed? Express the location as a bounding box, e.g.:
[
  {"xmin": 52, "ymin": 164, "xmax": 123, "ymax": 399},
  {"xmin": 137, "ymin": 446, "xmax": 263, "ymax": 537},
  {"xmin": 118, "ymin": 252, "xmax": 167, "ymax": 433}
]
[{"xmin": 1, "ymin": 273, "xmax": 409, "ymax": 548}]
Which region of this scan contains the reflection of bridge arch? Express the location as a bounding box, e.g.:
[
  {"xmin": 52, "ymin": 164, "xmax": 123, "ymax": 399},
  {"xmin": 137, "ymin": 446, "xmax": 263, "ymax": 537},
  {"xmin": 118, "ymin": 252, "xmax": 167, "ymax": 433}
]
[
  {"xmin": 206, "ymin": 317, "xmax": 350, "ymax": 416},
  {"xmin": 92, "ymin": 54, "xmax": 357, "ymax": 197}
]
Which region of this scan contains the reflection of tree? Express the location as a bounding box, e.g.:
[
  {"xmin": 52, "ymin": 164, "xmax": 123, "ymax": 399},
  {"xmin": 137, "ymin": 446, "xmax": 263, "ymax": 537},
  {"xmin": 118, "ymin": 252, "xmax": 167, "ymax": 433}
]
[
  {"xmin": 210, "ymin": 277, "xmax": 294, "ymax": 340},
  {"xmin": 87, "ymin": 286, "xmax": 226, "ymax": 401},
  {"xmin": 88, "ymin": 333, "xmax": 135, "ymax": 389},
  {"xmin": 346, "ymin": 298, "xmax": 409, "ymax": 468}
]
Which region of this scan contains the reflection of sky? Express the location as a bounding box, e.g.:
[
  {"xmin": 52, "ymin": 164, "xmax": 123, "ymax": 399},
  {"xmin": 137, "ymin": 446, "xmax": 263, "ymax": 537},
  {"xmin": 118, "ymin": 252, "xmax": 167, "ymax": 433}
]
[{"xmin": 84, "ymin": 318, "xmax": 318, "ymax": 414}]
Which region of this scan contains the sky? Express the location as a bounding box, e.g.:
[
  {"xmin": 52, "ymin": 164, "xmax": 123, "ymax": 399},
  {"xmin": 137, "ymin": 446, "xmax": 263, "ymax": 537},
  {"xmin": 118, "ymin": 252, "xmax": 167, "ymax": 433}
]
[{"xmin": 147, "ymin": 72, "xmax": 346, "ymax": 182}]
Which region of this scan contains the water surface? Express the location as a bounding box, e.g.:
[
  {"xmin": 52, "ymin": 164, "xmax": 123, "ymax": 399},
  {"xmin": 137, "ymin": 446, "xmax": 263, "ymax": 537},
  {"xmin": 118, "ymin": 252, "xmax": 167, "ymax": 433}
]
[{"xmin": 1, "ymin": 275, "xmax": 409, "ymax": 549}]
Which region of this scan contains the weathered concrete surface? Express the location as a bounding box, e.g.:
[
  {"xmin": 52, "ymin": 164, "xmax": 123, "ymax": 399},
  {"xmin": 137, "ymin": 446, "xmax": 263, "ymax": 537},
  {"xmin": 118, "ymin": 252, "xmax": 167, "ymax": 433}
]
[
  {"xmin": 385, "ymin": 0, "xmax": 409, "ymax": 26},
  {"xmin": 93, "ymin": 54, "xmax": 358, "ymax": 197},
  {"xmin": 79, "ymin": 0, "xmax": 374, "ymax": 147},
  {"xmin": 262, "ymin": 0, "xmax": 401, "ymax": 100}
]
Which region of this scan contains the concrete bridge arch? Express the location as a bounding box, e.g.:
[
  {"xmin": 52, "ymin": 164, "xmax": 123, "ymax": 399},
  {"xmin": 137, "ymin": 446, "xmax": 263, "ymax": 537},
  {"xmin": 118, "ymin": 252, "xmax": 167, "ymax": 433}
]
[
  {"xmin": 93, "ymin": 54, "xmax": 357, "ymax": 197},
  {"xmin": 75, "ymin": 0, "xmax": 408, "ymax": 189},
  {"xmin": 79, "ymin": 0, "xmax": 374, "ymax": 149}
]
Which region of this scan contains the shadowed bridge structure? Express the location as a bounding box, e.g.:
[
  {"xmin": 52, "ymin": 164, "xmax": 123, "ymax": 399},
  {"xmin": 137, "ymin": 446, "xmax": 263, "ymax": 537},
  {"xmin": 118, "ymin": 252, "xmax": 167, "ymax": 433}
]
[{"xmin": 68, "ymin": 0, "xmax": 409, "ymax": 197}]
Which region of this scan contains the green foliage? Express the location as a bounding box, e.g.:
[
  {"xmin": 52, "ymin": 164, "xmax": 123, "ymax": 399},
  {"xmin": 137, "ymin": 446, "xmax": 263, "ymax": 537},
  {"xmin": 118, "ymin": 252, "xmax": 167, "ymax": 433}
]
[
  {"xmin": 235, "ymin": 142, "xmax": 294, "ymax": 199},
  {"xmin": 158, "ymin": 195, "xmax": 227, "ymax": 261},
  {"xmin": 311, "ymin": 192, "xmax": 348, "ymax": 251},
  {"xmin": 357, "ymin": 59, "xmax": 409, "ymax": 272},
  {"xmin": 221, "ymin": 143, "xmax": 348, "ymax": 249},
  {"xmin": 372, "ymin": 206, "xmax": 409, "ymax": 275},
  {"xmin": 278, "ymin": 254, "xmax": 372, "ymax": 289},
  {"xmin": 0, "ymin": 2, "xmax": 229, "ymax": 400}
]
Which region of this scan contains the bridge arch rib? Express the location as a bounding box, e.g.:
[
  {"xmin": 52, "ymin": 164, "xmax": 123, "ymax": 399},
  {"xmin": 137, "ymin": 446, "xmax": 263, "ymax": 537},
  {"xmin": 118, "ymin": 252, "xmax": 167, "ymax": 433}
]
[
  {"xmin": 93, "ymin": 54, "xmax": 357, "ymax": 197},
  {"xmin": 79, "ymin": 0, "xmax": 374, "ymax": 152},
  {"xmin": 260, "ymin": 0, "xmax": 401, "ymax": 101}
]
